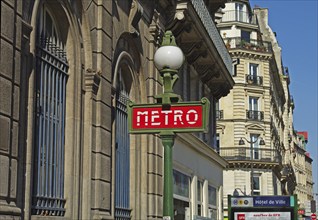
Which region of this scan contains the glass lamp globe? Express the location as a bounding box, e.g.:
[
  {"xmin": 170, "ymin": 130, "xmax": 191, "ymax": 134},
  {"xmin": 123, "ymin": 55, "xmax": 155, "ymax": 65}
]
[{"xmin": 154, "ymin": 45, "xmax": 184, "ymax": 71}]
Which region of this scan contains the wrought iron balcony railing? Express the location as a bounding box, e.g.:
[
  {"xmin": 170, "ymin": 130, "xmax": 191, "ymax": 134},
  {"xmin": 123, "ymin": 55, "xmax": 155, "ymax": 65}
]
[
  {"xmin": 221, "ymin": 10, "xmax": 257, "ymax": 24},
  {"xmin": 246, "ymin": 74, "xmax": 263, "ymax": 86},
  {"xmin": 216, "ymin": 110, "xmax": 223, "ymax": 120},
  {"xmin": 246, "ymin": 110, "xmax": 264, "ymax": 121},
  {"xmin": 219, "ymin": 147, "xmax": 281, "ymax": 164},
  {"xmin": 224, "ymin": 37, "xmax": 272, "ymax": 53}
]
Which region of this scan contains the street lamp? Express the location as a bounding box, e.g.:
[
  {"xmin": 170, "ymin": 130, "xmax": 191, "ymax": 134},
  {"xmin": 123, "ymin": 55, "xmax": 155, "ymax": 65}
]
[
  {"xmin": 154, "ymin": 31, "xmax": 184, "ymax": 219},
  {"xmin": 239, "ymin": 136, "xmax": 265, "ymax": 195},
  {"xmin": 233, "ymin": 187, "xmax": 247, "ymax": 196}
]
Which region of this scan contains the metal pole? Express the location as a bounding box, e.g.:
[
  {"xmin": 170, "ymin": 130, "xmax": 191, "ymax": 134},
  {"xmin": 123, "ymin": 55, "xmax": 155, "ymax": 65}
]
[
  {"xmin": 160, "ymin": 69, "xmax": 177, "ymax": 220},
  {"xmin": 161, "ymin": 133, "xmax": 175, "ymax": 219},
  {"xmin": 153, "ymin": 30, "xmax": 184, "ymax": 219},
  {"xmin": 240, "ymin": 136, "xmax": 264, "ymax": 196}
]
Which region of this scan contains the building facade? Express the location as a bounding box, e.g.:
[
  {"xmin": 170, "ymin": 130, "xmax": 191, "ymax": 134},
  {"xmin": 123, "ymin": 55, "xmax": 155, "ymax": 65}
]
[
  {"xmin": 0, "ymin": 0, "xmax": 234, "ymax": 219},
  {"xmin": 215, "ymin": 0, "xmax": 315, "ymax": 217},
  {"xmin": 216, "ymin": 0, "xmax": 313, "ymax": 215},
  {"xmin": 216, "ymin": 0, "xmax": 281, "ymax": 205},
  {"xmin": 254, "ymin": 6, "xmax": 298, "ymax": 197}
]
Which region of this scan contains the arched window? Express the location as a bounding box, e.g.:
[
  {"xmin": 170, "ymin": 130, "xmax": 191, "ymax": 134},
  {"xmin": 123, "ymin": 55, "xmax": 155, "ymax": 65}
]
[
  {"xmin": 114, "ymin": 59, "xmax": 133, "ymax": 220},
  {"xmin": 32, "ymin": 5, "xmax": 68, "ymax": 216}
]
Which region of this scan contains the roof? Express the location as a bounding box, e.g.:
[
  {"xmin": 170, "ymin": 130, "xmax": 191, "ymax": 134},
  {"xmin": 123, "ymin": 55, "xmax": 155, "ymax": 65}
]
[{"xmin": 297, "ymin": 131, "xmax": 308, "ymax": 142}]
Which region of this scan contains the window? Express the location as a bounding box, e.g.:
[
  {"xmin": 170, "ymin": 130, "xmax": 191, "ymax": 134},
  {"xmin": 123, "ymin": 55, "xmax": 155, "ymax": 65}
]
[
  {"xmin": 241, "ymin": 30, "xmax": 251, "ymax": 43},
  {"xmin": 235, "ymin": 3, "xmax": 244, "ymax": 22},
  {"xmin": 247, "ymin": 96, "xmax": 263, "ymax": 121},
  {"xmin": 173, "ymin": 170, "xmax": 190, "ymax": 220},
  {"xmin": 32, "ymin": 5, "xmax": 68, "ymax": 216},
  {"xmin": 248, "ymin": 63, "xmax": 262, "ymax": 85},
  {"xmin": 253, "ymin": 174, "xmax": 261, "ymax": 195},
  {"xmin": 208, "ymin": 185, "xmax": 217, "ymax": 220},
  {"xmin": 250, "ymin": 134, "xmax": 260, "ymax": 160},
  {"xmin": 249, "ymin": 96, "xmax": 259, "ymax": 111},
  {"xmin": 248, "ymin": 96, "xmax": 259, "ymax": 120},
  {"xmin": 249, "ymin": 63, "xmax": 258, "ymax": 77},
  {"xmin": 115, "ymin": 67, "xmax": 131, "ymax": 219}
]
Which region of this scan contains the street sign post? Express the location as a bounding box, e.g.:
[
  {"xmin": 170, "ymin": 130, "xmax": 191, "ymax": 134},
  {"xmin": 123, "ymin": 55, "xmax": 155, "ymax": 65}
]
[{"xmin": 127, "ymin": 31, "xmax": 210, "ymax": 219}]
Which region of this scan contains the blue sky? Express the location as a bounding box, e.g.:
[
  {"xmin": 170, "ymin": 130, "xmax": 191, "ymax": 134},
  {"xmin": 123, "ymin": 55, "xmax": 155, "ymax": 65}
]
[{"xmin": 250, "ymin": 0, "xmax": 318, "ymax": 194}]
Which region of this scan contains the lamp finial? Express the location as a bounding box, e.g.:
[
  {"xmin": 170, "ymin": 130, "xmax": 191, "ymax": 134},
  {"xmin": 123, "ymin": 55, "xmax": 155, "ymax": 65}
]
[{"xmin": 161, "ymin": 31, "xmax": 177, "ymax": 46}]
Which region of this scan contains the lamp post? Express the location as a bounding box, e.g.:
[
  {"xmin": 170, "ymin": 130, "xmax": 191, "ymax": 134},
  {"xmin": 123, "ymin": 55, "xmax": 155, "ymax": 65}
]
[
  {"xmin": 233, "ymin": 187, "xmax": 246, "ymax": 196},
  {"xmin": 154, "ymin": 31, "xmax": 184, "ymax": 219},
  {"xmin": 128, "ymin": 30, "xmax": 209, "ymax": 219},
  {"xmin": 239, "ymin": 136, "xmax": 265, "ymax": 195}
]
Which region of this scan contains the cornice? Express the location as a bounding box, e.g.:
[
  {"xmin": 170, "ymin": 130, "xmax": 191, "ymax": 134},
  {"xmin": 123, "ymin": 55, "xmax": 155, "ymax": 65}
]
[
  {"xmin": 230, "ymin": 49, "xmax": 272, "ymax": 61},
  {"xmin": 165, "ymin": 0, "xmax": 235, "ymax": 99}
]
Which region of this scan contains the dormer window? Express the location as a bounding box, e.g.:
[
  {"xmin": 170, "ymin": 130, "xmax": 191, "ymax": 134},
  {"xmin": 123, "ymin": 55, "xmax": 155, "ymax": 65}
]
[{"xmin": 236, "ymin": 3, "xmax": 244, "ymax": 21}]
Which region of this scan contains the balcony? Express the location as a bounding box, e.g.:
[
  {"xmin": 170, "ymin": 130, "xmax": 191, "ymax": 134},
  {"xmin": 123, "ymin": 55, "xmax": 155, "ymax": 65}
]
[
  {"xmin": 224, "ymin": 37, "xmax": 272, "ymax": 53},
  {"xmin": 220, "ymin": 147, "xmax": 281, "ymax": 169},
  {"xmin": 216, "ymin": 110, "xmax": 223, "ymax": 120},
  {"xmin": 246, "ymin": 74, "xmax": 263, "ymax": 86},
  {"xmin": 246, "ymin": 110, "xmax": 264, "ymax": 121},
  {"xmin": 220, "ymin": 10, "xmax": 257, "ymax": 25}
]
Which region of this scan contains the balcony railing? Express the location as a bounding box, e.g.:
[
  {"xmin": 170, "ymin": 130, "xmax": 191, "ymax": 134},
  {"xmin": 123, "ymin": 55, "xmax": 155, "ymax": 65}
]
[
  {"xmin": 219, "ymin": 147, "xmax": 281, "ymax": 164},
  {"xmin": 216, "ymin": 110, "xmax": 223, "ymax": 120},
  {"xmin": 224, "ymin": 37, "xmax": 272, "ymax": 53},
  {"xmin": 221, "ymin": 10, "xmax": 257, "ymax": 25},
  {"xmin": 246, "ymin": 74, "xmax": 263, "ymax": 86},
  {"xmin": 246, "ymin": 110, "xmax": 264, "ymax": 121}
]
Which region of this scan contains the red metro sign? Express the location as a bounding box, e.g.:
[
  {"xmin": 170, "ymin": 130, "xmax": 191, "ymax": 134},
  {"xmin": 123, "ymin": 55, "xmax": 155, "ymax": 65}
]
[{"xmin": 128, "ymin": 98, "xmax": 210, "ymax": 134}]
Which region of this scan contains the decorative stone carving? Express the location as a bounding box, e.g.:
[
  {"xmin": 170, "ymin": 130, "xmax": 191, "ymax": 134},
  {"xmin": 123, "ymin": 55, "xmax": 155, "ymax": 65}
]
[
  {"xmin": 149, "ymin": 10, "xmax": 164, "ymax": 46},
  {"xmin": 85, "ymin": 68, "xmax": 101, "ymax": 95},
  {"xmin": 164, "ymin": 0, "xmax": 234, "ymax": 99},
  {"xmin": 129, "ymin": 0, "xmax": 144, "ymax": 37}
]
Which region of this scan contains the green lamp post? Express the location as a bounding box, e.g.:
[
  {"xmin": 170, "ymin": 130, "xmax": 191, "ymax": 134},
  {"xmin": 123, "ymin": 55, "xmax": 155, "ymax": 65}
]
[
  {"xmin": 128, "ymin": 31, "xmax": 209, "ymax": 219},
  {"xmin": 154, "ymin": 31, "xmax": 184, "ymax": 219}
]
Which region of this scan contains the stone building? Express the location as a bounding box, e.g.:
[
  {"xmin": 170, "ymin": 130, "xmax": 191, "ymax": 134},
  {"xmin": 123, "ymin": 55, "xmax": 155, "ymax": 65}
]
[
  {"xmin": 294, "ymin": 131, "xmax": 315, "ymax": 216},
  {"xmin": 305, "ymin": 152, "xmax": 314, "ymax": 203},
  {"xmin": 215, "ymin": 0, "xmax": 300, "ymax": 216},
  {"xmin": 215, "ymin": 0, "xmax": 314, "ymax": 217},
  {"xmin": 0, "ymin": 0, "xmax": 234, "ymax": 219},
  {"xmin": 257, "ymin": 6, "xmax": 315, "ymax": 215},
  {"xmin": 254, "ymin": 6, "xmax": 298, "ymax": 197},
  {"xmin": 305, "ymin": 152, "xmax": 315, "ymax": 216},
  {"xmin": 217, "ymin": 0, "xmax": 281, "ymax": 198}
]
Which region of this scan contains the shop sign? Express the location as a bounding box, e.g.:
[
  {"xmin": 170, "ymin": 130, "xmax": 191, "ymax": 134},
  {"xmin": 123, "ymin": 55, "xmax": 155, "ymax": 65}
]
[{"xmin": 234, "ymin": 212, "xmax": 291, "ymax": 220}]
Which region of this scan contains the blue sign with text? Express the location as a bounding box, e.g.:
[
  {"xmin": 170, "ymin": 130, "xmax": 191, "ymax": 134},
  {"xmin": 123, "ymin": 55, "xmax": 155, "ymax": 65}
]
[{"xmin": 253, "ymin": 196, "xmax": 291, "ymax": 207}]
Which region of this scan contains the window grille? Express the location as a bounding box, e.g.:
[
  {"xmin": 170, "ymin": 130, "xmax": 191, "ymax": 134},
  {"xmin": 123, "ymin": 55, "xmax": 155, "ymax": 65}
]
[
  {"xmin": 115, "ymin": 88, "xmax": 131, "ymax": 219},
  {"xmin": 32, "ymin": 33, "xmax": 68, "ymax": 216}
]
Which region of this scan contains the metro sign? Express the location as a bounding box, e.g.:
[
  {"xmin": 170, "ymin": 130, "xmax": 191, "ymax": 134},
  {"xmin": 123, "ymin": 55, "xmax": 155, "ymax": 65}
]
[{"xmin": 128, "ymin": 98, "xmax": 210, "ymax": 134}]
